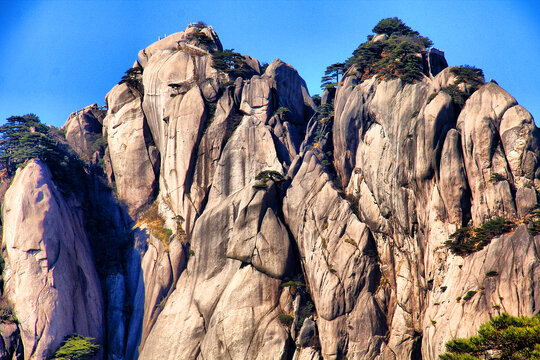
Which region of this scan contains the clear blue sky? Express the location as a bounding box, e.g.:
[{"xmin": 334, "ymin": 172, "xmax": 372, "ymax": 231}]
[{"xmin": 1, "ymin": 0, "xmax": 539, "ymax": 127}]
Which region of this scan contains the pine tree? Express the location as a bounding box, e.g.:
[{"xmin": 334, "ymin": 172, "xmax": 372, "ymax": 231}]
[
  {"xmin": 321, "ymin": 62, "xmax": 347, "ymax": 89},
  {"xmin": 440, "ymin": 313, "xmax": 540, "ymax": 360}
]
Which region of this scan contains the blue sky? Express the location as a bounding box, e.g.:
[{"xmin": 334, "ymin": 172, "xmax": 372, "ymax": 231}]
[{"xmin": 1, "ymin": 0, "xmax": 539, "ymax": 127}]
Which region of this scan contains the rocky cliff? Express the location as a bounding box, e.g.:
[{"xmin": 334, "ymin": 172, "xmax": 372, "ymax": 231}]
[{"xmin": 0, "ymin": 22, "xmax": 538, "ymax": 360}]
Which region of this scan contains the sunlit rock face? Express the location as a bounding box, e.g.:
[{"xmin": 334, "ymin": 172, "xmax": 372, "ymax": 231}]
[
  {"xmin": 2, "ymin": 160, "xmax": 104, "ymax": 360},
  {"xmin": 2, "ymin": 22, "xmax": 539, "ymax": 360},
  {"xmin": 332, "ymin": 63, "xmax": 540, "ymax": 359}
]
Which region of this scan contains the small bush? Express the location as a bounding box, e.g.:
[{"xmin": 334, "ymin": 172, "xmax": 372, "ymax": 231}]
[
  {"xmin": 0, "ymin": 303, "xmax": 17, "ymax": 323},
  {"xmin": 490, "ymin": 173, "xmax": 506, "ymax": 183},
  {"xmin": 255, "ymin": 170, "xmax": 284, "ymax": 182},
  {"xmin": 527, "ymin": 208, "xmax": 540, "ymax": 235},
  {"xmin": 427, "ymin": 92, "xmax": 437, "ymax": 104},
  {"xmin": 440, "ymin": 286, "xmax": 447, "ymax": 293},
  {"xmin": 275, "ymin": 107, "xmax": 290, "ymax": 117},
  {"xmin": 463, "ymin": 290, "xmax": 477, "ymax": 301},
  {"xmin": 211, "ymin": 49, "xmax": 250, "ymax": 78},
  {"xmin": 53, "ymin": 334, "xmax": 100, "ymax": 360},
  {"xmin": 278, "ymin": 313, "xmax": 294, "ymax": 327},
  {"xmin": 485, "ymin": 270, "xmax": 498, "ymax": 277},
  {"xmin": 410, "ymin": 110, "xmax": 420, "ymax": 118},
  {"xmin": 189, "ymin": 249, "xmax": 195, "ymax": 256},
  {"xmin": 163, "ymin": 228, "xmax": 173, "ymax": 237},
  {"xmin": 450, "ymin": 65, "xmax": 484, "ymax": 91},
  {"xmin": 135, "ymin": 202, "xmax": 173, "ymax": 249},
  {"xmin": 441, "ymin": 85, "xmax": 469, "ymax": 107},
  {"xmin": 252, "ymin": 182, "xmax": 268, "ymax": 190},
  {"xmin": 343, "ymin": 238, "xmax": 358, "ymax": 248},
  {"xmin": 281, "ymin": 280, "xmax": 304, "ymax": 289},
  {"xmin": 118, "ymin": 67, "xmax": 143, "ymax": 93}
]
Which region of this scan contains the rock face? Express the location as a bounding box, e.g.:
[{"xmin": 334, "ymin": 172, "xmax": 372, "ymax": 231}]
[
  {"xmin": 62, "ymin": 103, "xmax": 106, "ymax": 160},
  {"xmin": 1, "ymin": 160, "xmax": 104, "ymax": 360},
  {"xmin": 2, "ymin": 23, "xmax": 539, "ymax": 360},
  {"xmin": 332, "ymin": 65, "xmax": 540, "ymax": 359}
]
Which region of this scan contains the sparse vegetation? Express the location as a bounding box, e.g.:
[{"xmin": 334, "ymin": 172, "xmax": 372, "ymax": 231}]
[
  {"xmin": 0, "ymin": 114, "xmax": 86, "ymax": 194},
  {"xmin": 135, "ymin": 202, "xmax": 173, "ymax": 250},
  {"xmin": 485, "ymin": 270, "xmax": 499, "ymax": 277},
  {"xmin": 441, "ymin": 85, "xmax": 469, "ymax": 108},
  {"xmin": 119, "ymin": 66, "xmax": 143, "ymax": 94},
  {"xmin": 490, "ymin": 173, "xmax": 506, "ymax": 183},
  {"xmin": 278, "ymin": 313, "xmax": 294, "ymax": 327},
  {"xmin": 0, "ymin": 301, "xmax": 17, "ymax": 323},
  {"xmin": 321, "ymin": 62, "xmax": 347, "ymax": 89},
  {"xmin": 211, "ymin": 49, "xmax": 250, "ymax": 78},
  {"xmin": 274, "ymin": 107, "xmax": 290, "ymax": 117},
  {"xmin": 52, "ymin": 334, "xmax": 100, "ymax": 360},
  {"xmin": 346, "ymin": 18, "xmax": 432, "ymax": 84},
  {"xmin": 527, "ymin": 208, "xmax": 540, "ymax": 235},
  {"xmin": 445, "ymin": 218, "xmax": 516, "ymax": 256},
  {"xmin": 440, "ymin": 313, "xmax": 540, "ymax": 360},
  {"xmin": 253, "ymin": 170, "xmax": 284, "ymax": 191},
  {"xmin": 252, "ymin": 182, "xmax": 268, "ymax": 190},
  {"xmin": 343, "ymin": 238, "xmax": 358, "ymax": 248},
  {"xmin": 450, "ymin": 65, "xmax": 484, "ymax": 91},
  {"xmin": 463, "ymin": 290, "xmax": 477, "ymax": 301}
]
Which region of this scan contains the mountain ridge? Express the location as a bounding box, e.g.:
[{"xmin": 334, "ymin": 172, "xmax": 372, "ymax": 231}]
[{"xmin": 0, "ymin": 20, "xmax": 538, "ymax": 360}]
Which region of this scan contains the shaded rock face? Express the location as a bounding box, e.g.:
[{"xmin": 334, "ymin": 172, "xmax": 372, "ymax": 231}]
[
  {"xmin": 333, "ymin": 66, "xmax": 540, "ymax": 359},
  {"xmin": 1, "ymin": 160, "xmax": 104, "ymax": 360},
  {"xmin": 104, "ymin": 82, "xmax": 158, "ymax": 216},
  {"xmin": 62, "ymin": 103, "xmax": 106, "ymax": 160}
]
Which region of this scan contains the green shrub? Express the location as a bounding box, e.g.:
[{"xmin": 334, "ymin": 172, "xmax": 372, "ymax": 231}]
[
  {"xmin": 427, "ymin": 92, "xmax": 438, "ymax": 104},
  {"xmin": 527, "ymin": 209, "xmax": 540, "ymax": 235},
  {"xmin": 440, "ymin": 313, "xmax": 540, "ymax": 360},
  {"xmin": 297, "ymin": 300, "xmax": 316, "ymax": 328},
  {"xmin": 52, "ymin": 334, "xmax": 100, "ymax": 360},
  {"xmin": 445, "ymin": 218, "xmax": 516, "ymax": 256},
  {"xmin": 192, "ymin": 31, "xmax": 213, "ymax": 46},
  {"xmin": 135, "ymin": 202, "xmax": 173, "ymax": 249},
  {"xmin": 485, "ymin": 270, "xmax": 498, "ymax": 277},
  {"xmin": 189, "ymin": 249, "xmax": 195, "ymax": 256},
  {"xmin": 274, "ymin": 107, "xmax": 290, "ymax": 117},
  {"xmin": 450, "ymin": 65, "xmax": 484, "ymax": 91},
  {"xmin": 163, "ymin": 228, "xmax": 173, "ymax": 237},
  {"xmin": 463, "ymin": 290, "xmax": 477, "ymax": 301},
  {"xmin": 278, "ymin": 313, "xmax": 294, "ymax": 327},
  {"xmin": 411, "ymin": 110, "xmax": 420, "ymax": 118},
  {"xmin": 211, "ymin": 49, "xmax": 249, "ymax": 78},
  {"xmin": 0, "ymin": 303, "xmax": 17, "ymax": 323},
  {"xmin": 441, "ymin": 85, "xmax": 469, "ymax": 107},
  {"xmin": 281, "ymin": 280, "xmax": 304, "ymax": 288},
  {"xmin": 255, "ymin": 170, "xmax": 284, "ymax": 182},
  {"xmin": 252, "ymin": 182, "xmax": 268, "ymax": 190},
  {"xmin": 440, "ymin": 286, "xmax": 447, "ymax": 293},
  {"xmin": 118, "ymin": 67, "xmax": 143, "ymax": 93}
]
